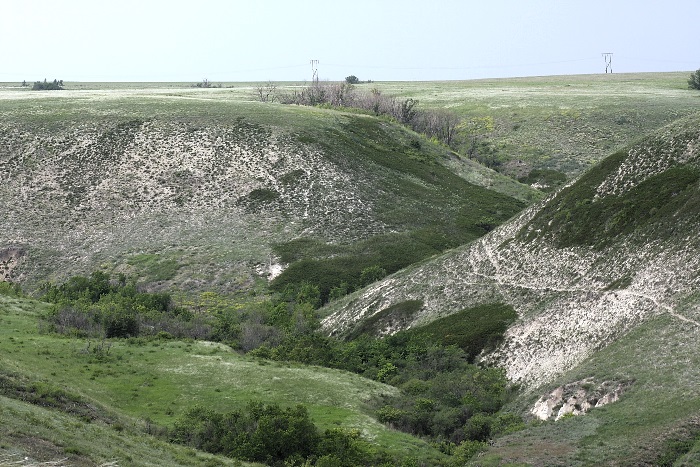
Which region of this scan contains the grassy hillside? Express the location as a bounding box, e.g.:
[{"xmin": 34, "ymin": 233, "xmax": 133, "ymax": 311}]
[
  {"xmin": 3, "ymin": 73, "xmax": 700, "ymax": 465},
  {"xmin": 0, "ymin": 294, "xmax": 447, "ymax": 465},
  {"xmin": 366, "ymin": 72, "xmax": 700, "ymax": 178},
  {"xmin": 0, "ymin": 88, "xmax": 529, "ymax": 296},
  {"xmin": 322, "ymin": 112, "xmax": 700, "ymax": 463}
]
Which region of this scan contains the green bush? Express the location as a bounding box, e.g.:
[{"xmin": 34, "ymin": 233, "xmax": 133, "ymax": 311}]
[
  {"xmin": 451, "ymin": 440, "xmax": 488, "ymax": 465},
  {"xmin": 359, "ymin": 265, "xmax": 387, "ymax": 288},
  {"xmin": 103, "ymin": 307, "xmax": 139, "ymax": 338},
  {"xmin": 171, "ymin": 403, "xmax": 388, "ymax": 465},
  {"xmin": 689, "ymin": 69, "xmax": 700, "ymax": 90},
  {"xmin": 32, "ymin": 78, "xmax": 64, "ymax": 90},
  {"xmin": 41, "ymin": 272, "xmax": 206, "ymax": 340},
  {"xmin": 0, "ymin": 281, "xmax": 23, "ymax": 297}
]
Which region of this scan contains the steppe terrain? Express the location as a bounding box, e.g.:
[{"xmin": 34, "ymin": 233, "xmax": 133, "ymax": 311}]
[{"xmin": 2, "ymin": 72, "xmax": 700, "ymax": 465}]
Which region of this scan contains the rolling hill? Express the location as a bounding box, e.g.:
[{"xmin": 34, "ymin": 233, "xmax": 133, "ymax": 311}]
[
  {"xmin": 3, "ymin": 74, "xmax": 700, "ymax": 465},
  {"xmin": 0, "ymin": 88, "xmax": 531, "ymax": 296},
  {"xmin": 0, "ymin": 293, "xmax": 448, "ymax": 465},
  {"xmin": 322, "ymin": 112, "xmax": 700, "ymax": 464}
]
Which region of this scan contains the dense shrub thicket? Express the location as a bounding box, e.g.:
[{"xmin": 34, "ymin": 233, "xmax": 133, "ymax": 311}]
[
  {"xmin": 41, "ymin": 271, "xmax": 211, "ymax": 339},
  {"xmin": 277, "ymin": 82, "xmax": 460, "ymax": 147},
  {"xmin": 171, "ymin": 402, "xmax": 393, "ymax": 466}
]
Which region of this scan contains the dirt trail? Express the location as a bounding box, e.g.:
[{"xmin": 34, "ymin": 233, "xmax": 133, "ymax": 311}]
[{"xmin": 468, "ymin": 243, "xmax": 700, "ymax": 328}]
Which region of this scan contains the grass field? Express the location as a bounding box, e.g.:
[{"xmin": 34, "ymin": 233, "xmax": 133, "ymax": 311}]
[
  {"xmin": 5, "ymin": 72, "xmax": 696, "ymax": 180},
  {"xmin": 0, "ymin": 294, "xmax": 447, "ymax": 465}
]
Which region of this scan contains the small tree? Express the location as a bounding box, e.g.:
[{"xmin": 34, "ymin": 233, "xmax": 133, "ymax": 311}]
[
  {"xmin": 345, "ymin": 75, "xmax": 360, "ymax": 84},
  {"xmin": 689, "ymin": 69, "xmax": 700, "ymax": 90},
  {"xmin": 255, "ymin": 80, "xmax": 277, "ymax": 102},
  {"xmin": 397, "ymin": 98, "xmax": 419, "ymax": 124}
]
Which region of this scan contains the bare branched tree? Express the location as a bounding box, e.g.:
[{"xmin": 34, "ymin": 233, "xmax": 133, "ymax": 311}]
[{"xmin": 256, "ymin": 81, "xmax": 278, "ymax": 102}]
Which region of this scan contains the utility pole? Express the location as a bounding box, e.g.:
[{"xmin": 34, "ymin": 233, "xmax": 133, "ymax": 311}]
[
  {"xmin": 602, "ymin": 53, "xmax": 613, "ymax": 73},
  {"xmin": 310, "ymin": 59, "xmax": 319, "ymax": 83}
]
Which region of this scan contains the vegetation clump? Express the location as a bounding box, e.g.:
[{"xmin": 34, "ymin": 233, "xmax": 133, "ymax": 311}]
[
  {"xmin": 32, "ymin": 79, "xmax": 64, "ymax": 90},
  {"xmin": 41, "ymin": 271, "xmax": 210, "ymax": 340},
  {"xmin": 689, "ymin": 69, "xmax": 700, "ymax": 90},
  {"xmin": 171, "ymin": 402, "xmax": 391, "ymax": 466}
]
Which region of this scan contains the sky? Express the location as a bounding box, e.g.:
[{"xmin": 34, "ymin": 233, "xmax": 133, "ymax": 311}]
[{"xmin": 1, "ymin": 0, "xmax": 699, "ymax": 82}]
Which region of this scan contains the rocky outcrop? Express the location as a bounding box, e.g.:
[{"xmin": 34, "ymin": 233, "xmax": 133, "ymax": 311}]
[
  {"xmin": 0, "ymin": 247, "xmax": 25, "ymax": 282},
  {"xmin": 530, "ymin": 378, "xmax": 632, "ymax": 421}
]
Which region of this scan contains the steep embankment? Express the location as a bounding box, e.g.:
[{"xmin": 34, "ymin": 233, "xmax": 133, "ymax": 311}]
[
  {"xmin": 0, "ymin": 92, "xmax": 530, "ymax": 292},
  {"xmin": 323, "ymin": 113, "xmax": 700, "ymax": 389}
]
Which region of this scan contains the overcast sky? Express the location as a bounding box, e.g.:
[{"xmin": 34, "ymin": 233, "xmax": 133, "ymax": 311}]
[{"xmin": 2, "ymin": 0, "xmax": 698, "ymax": 82}]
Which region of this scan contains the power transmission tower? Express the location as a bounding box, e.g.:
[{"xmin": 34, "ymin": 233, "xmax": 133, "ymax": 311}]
[
  {"xmin": 602, "ymin": 53, "xmax": 613, "ymax": 73},
  {"xmin": 310, "ymin": 59, "xmax": 319, "ymax": 83}
]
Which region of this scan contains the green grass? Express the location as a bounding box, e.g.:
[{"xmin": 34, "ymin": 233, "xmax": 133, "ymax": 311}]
[
  {"xmin": 0, "ymin": 294, "xmax": 446, "ymax": 464},
  {"xmin": 126, "ymin": 253, "xmax": 182, "ymax": 282},
  {"xmin": 0, "ymin": 395, "xmax": 247, "ymax": 467},
  {"xmin": 364, "ymin": 72, "xmax": 700, "ymax": 177}
]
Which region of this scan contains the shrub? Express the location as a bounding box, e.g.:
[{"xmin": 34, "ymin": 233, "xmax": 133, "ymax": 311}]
[
  {"xmin": 0, "ymin": 281, "xmax": 23, "ymax": 297},
  {"xmin": 451, "ymin": 440, "xmax": 488, "ymax": 465},
  {"xmin": 358, "ymin": 265, "xmax": 387, "ymax": 288},
  {"xmin": 345, "ymin": 75, "xmax": 360, "ymax": 84},
  {"xmin": 103, "ymin": 307, "xmax": 139, "ymax": 338},
  {"xmin": 689, "ymin": 69, "xmax": 700, "ymax": 90},
  {"xmin": 32, "ymin": 79, "xmax": 64, "ymax": 90}
]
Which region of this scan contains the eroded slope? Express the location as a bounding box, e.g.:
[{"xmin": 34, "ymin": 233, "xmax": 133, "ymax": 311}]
[
  {"xmin": 322, "ymin": 113, "xmax": 700, "ymax": 388},
  {"xmin": 0, "ymin": 94, "xmax": 528, "ymax": 292}
]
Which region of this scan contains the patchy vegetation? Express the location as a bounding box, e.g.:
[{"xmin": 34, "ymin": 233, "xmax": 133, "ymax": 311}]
[
  {"xmin": 31, "ymin": 78, "xmax": 64, "ymax": 90},
  {"xmin": 0, "ymin": 94, "xmax": 528, "ymax": 295},
  {"xmin": 3, "ymin": 74, "xmax": 700, "ymax": 465},
  {"xmin": 321, "ymin": 111, "xmax": 700, "ymax": 465}
]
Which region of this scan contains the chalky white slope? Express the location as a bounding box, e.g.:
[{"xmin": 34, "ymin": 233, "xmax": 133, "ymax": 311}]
[{"xmin": 323, "ymin": 114, "xmax": 700, "ymax": 388}]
